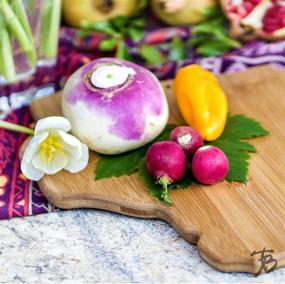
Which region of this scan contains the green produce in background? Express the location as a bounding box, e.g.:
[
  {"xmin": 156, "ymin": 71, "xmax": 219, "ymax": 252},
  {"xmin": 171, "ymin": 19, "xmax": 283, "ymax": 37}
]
[
  {"xmin": 0, "ymin": 0, "xmax": 61, "ymax": 83},
  {"xmin": 81, "ymin": 4, "xmax": 240, "ymax": 64}
]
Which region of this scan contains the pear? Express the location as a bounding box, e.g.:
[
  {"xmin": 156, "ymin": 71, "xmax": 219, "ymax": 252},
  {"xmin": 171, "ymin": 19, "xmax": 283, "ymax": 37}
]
[
  {"xmin": 151, "ymin": 0, "xmax": 217, "ymax": 26},
  {"xmin": 63, "ymin": 0, "xmax": 142, "ymax": 28}
]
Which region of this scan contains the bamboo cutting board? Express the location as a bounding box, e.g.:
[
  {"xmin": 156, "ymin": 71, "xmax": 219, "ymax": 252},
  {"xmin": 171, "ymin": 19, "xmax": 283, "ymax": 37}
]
[{"xmin": 29, "ymin": 65, "xmax": 285, "ymax": 274}]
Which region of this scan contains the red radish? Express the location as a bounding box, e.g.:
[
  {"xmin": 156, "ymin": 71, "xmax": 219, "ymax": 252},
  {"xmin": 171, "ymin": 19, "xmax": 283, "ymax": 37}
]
[
  {"xmin": 192, "ymin": 145, "xmax": 229, "ymax": 185},
  {"xmin": 169, "ymin": 126, "xmax": 204, "ymax": 159},
  {"xmin": 146, "ymin": 141, "xmax": 187, "ymax": 204}
]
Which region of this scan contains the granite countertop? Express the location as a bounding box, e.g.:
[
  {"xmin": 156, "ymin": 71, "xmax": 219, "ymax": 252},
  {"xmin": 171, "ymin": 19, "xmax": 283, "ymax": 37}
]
[{"xmin": 0, "ymin": 210, "xmax": 284, "ymax": 283}]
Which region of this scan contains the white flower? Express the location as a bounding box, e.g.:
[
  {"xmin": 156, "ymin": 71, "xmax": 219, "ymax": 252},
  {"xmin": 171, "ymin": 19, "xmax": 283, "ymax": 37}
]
[{"xmin": 21, "ymin": 116, "xmax": 89, "ymax": 181}]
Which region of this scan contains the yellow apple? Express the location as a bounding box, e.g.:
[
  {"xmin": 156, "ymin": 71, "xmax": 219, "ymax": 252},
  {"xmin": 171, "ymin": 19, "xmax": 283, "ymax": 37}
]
[
  {"xmin": 151, "ymin": 0, "xmax": 217, "ymax": 26},
  {"xmin": 63, "ymin": 0, "xmax": 141, "ymax": 28}
]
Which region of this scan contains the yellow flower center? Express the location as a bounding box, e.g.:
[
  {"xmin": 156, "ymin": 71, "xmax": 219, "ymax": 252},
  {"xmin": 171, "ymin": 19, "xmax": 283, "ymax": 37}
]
[{"xmin": 39, "ymin": 134, "xmax": 63, "ymax": 163}]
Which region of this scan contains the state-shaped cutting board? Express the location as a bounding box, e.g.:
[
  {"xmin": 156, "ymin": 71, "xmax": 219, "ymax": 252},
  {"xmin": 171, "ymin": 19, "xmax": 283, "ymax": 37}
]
[{"xmin": 29, "ymin": 65, "xmax": 285, "ymax": 274}]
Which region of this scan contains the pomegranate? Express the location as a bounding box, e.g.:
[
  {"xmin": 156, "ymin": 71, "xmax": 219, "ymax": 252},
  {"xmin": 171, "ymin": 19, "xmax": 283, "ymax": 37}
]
[
  {"xmin": 262, "ymin": 5, "xmax": 285, "ymax": 33},
  {"xmin": 227, "ymin": 0, "xmax": 262, "ymax": 19},
  {"xmin": 221, "ymin": 0, "xmax": 285, "ymax": 40}
]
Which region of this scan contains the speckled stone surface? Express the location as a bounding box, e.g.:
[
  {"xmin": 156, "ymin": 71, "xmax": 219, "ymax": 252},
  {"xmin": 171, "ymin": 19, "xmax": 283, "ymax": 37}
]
[{"xmin": 0, "ymin": 210, "xmax": 284, "ymax": 283}]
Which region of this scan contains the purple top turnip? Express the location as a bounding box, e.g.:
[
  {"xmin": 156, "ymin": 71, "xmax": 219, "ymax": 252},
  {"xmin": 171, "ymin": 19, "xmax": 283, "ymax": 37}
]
[
  {"xmin": 169, "ymin": 126, "xmax": 204, "ymax": 159},
  {"xmin": 192, "ymin": 145, "xmax": 229, "ymax": 185},
  {"xmin": 146, "ymin": 141, "xmax": 187, "ymax": 204},
  {"xmin": 62, "ymin": 58, "xmax": 169, "ymax": 154}
]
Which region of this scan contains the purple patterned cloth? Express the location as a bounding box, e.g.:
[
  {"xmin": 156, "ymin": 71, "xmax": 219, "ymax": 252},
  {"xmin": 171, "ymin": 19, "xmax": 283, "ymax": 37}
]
[
  {"xmin": 0, "ymin": 107, "xmax": 57, "ymax": 219},
  {"xmin": 0, "ymin": 25, "xmax": 285, "ymax": 219}
]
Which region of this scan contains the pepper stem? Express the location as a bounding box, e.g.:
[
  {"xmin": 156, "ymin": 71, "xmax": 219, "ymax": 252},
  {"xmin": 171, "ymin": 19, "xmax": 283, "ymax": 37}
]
[
  {"xmin": 0, "ymin": 120, "xmax": 34, "ymax": 135},
  {"xmin": 157, "ymin": 176, "xmax": 172, "ymax": 206}
]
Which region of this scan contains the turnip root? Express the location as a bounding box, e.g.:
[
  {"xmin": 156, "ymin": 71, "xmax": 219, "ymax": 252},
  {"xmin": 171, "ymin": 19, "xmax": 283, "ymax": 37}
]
[
  {"xmin": 169, "ymin": 126, "xmax": 204, "ymax": 159},
  {"xmin": 62, "ymin": 58, "xmax": 169, "ymax": 154},
  {"xmin": 192, "ymin": 146, "xmax": 229, "ymax": 185},
  {"xmin": 146, "ymin": 141, "xmax": 187, "ymax": 204}
]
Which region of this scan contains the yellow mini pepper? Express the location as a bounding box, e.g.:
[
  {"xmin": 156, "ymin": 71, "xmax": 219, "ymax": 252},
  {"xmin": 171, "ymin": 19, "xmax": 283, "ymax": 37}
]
[{"xmin": 174, "ymin": 64, "xmax": 228, "ymax": 141}]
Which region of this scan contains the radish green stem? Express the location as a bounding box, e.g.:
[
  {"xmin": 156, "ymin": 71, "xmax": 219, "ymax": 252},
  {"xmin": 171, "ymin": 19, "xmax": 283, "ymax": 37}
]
[
  {"xmin": 0, "ymin": 120, "xmax": 34, "ymax": 135},
  {"xmin": 158, "ymin": 176, "xmax": 172, "ymax": 206}
]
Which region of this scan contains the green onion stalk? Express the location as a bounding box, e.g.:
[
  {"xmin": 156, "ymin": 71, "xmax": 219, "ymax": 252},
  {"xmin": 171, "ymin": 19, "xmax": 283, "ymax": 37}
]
[
  {"xmin": 0, "ymin": 0, "xmax": 37, "ymax": 83},
  {"xmin": 0, "ymin": 12, "xmax": 16, "ymax": 82},
  {"xmin": 39, "ymin": 0, "xmax": 61, "ymax": 61},
  {"xmin": 0, "ymin": 120, "xmax": 34, "ymax": 135}
]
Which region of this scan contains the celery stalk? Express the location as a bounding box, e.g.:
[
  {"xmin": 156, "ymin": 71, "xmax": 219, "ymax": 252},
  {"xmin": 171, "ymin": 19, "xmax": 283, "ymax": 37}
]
[
  {"xmin": 0, "ymin": 57, "xmax": 4, "ymax": 81},
  {"xmin": 0, "ymin": 50, "xmax": 3, "ymax": 80},
  {"xmin": 0, "ymin": 25, "xmax": 16, "ymax": 82},
  {"xmin": 0, "ymin": 12, "xmax": 4, "ymax": 79},
  {"xmin": 11, "ymin": 0, "xmax": 33, "ymax": 42},
  {"xmin": 1, "ymin": 0, "xmax": 36, "ymax": 67},
  {"xmin": 45, "ymin": 0, "xmax": 61, "ymax": 59},
  {"xmin": 39, "ymin": 1, "xmax": 51, "ymax": 58},
  {"xmin": 11, "ymin": 0, "xmax": 36, "ymax": 67}
]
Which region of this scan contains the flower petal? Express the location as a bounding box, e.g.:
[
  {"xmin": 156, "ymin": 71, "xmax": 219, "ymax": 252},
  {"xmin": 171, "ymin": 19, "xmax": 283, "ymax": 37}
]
[
  {"xmin": 32, "ymin": 151, "xmax": 68, "ymax": 175},
  {"xmin": 34, "ymin": 116, "xmax": 71, "ymax": 135},
  {"xmin": 64, "ymin": 143, "xmax": 89, "ymax": 173},
  {"xmin": 22, "ymin": 132, "xmax": 49, "ymax": 163},
  {"xmin": 58, "ymin": 130, "xmax": 82, "ymax": 159},
  {"xmin": 21, "ymin": 160, "xmax": 45, "ymax": 181}
]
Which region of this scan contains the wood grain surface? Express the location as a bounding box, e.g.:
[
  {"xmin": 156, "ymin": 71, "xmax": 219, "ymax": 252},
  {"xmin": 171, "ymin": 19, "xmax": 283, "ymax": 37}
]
[{"xmin": 30, "ymin": 65, "xmax": 285, "ymax": 274}]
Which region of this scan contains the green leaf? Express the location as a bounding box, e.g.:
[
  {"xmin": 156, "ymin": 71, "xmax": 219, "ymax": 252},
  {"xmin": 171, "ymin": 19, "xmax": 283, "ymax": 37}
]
[
  {"xmin": 211, "ymin": 139, "xmax": 256, "ymax": 153},
  {"xmin": 139, "ymin": 44, "xmax": 165, "ymax": 65},
  {"xmin": 128, "ymin": 27, "xmax": 144, "ymax": 42},
  {"xmin": 189, "ymin": 5, "xmax": 241, "ymax": 57},
  {"xmin": 95, "ymin": 124, "xmax": 176, "ymax": 181},
  {"xmin": 192, "ymin": 19, "xmax": 224, "ymax": 35},
  {"xmin": 110, "ymin": 16, "xmax": 129, "ymax": 32},
  {"xmin": 95, "ymin": 147, "xmax": 146, "ymax": 180},
  {"xmin": 213, "ymin": 30, "xmax": 241, "ymax": 48},
  {"xmin": 196, "ymin": 43, "xmax": 227, "ymax": 57},
  {"xmin": 80, "ymin": 20, "xmax": 117, "ymax": 36},
  {"xmin": 98, "ymin": 38, "xmax": 117, "ymax": 51},
  {"xmin": 203, "ymin": 6, "xmax": 224, "ymax": 18},
  {"xmin": 208, "ymin": 114, "xmax": 269, "ymax": 182},
  {"xmin": 191, "ymin": 19, "xmax": 224, "ymax": 36},
  {"xmin": 191, "ymin": 24, "xmax": 215, "ymax": 35},
  {"xmin": 168, "ymin": 36, "xmax": 186, "ymax": 61},
  {"xmin": 115, "ymin": 39, "xmax": 133, "ymax": 61},
  {"xmin": 219, "ymin": 114, "xmax": 269, "ymax": 139},
  {"xmin": 187, "ymin": 37, "xmax": 207, "ymax": 47},
  {"xmin": 130, "ymin": 17, "xmax": 145, "ymax": 28}
]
